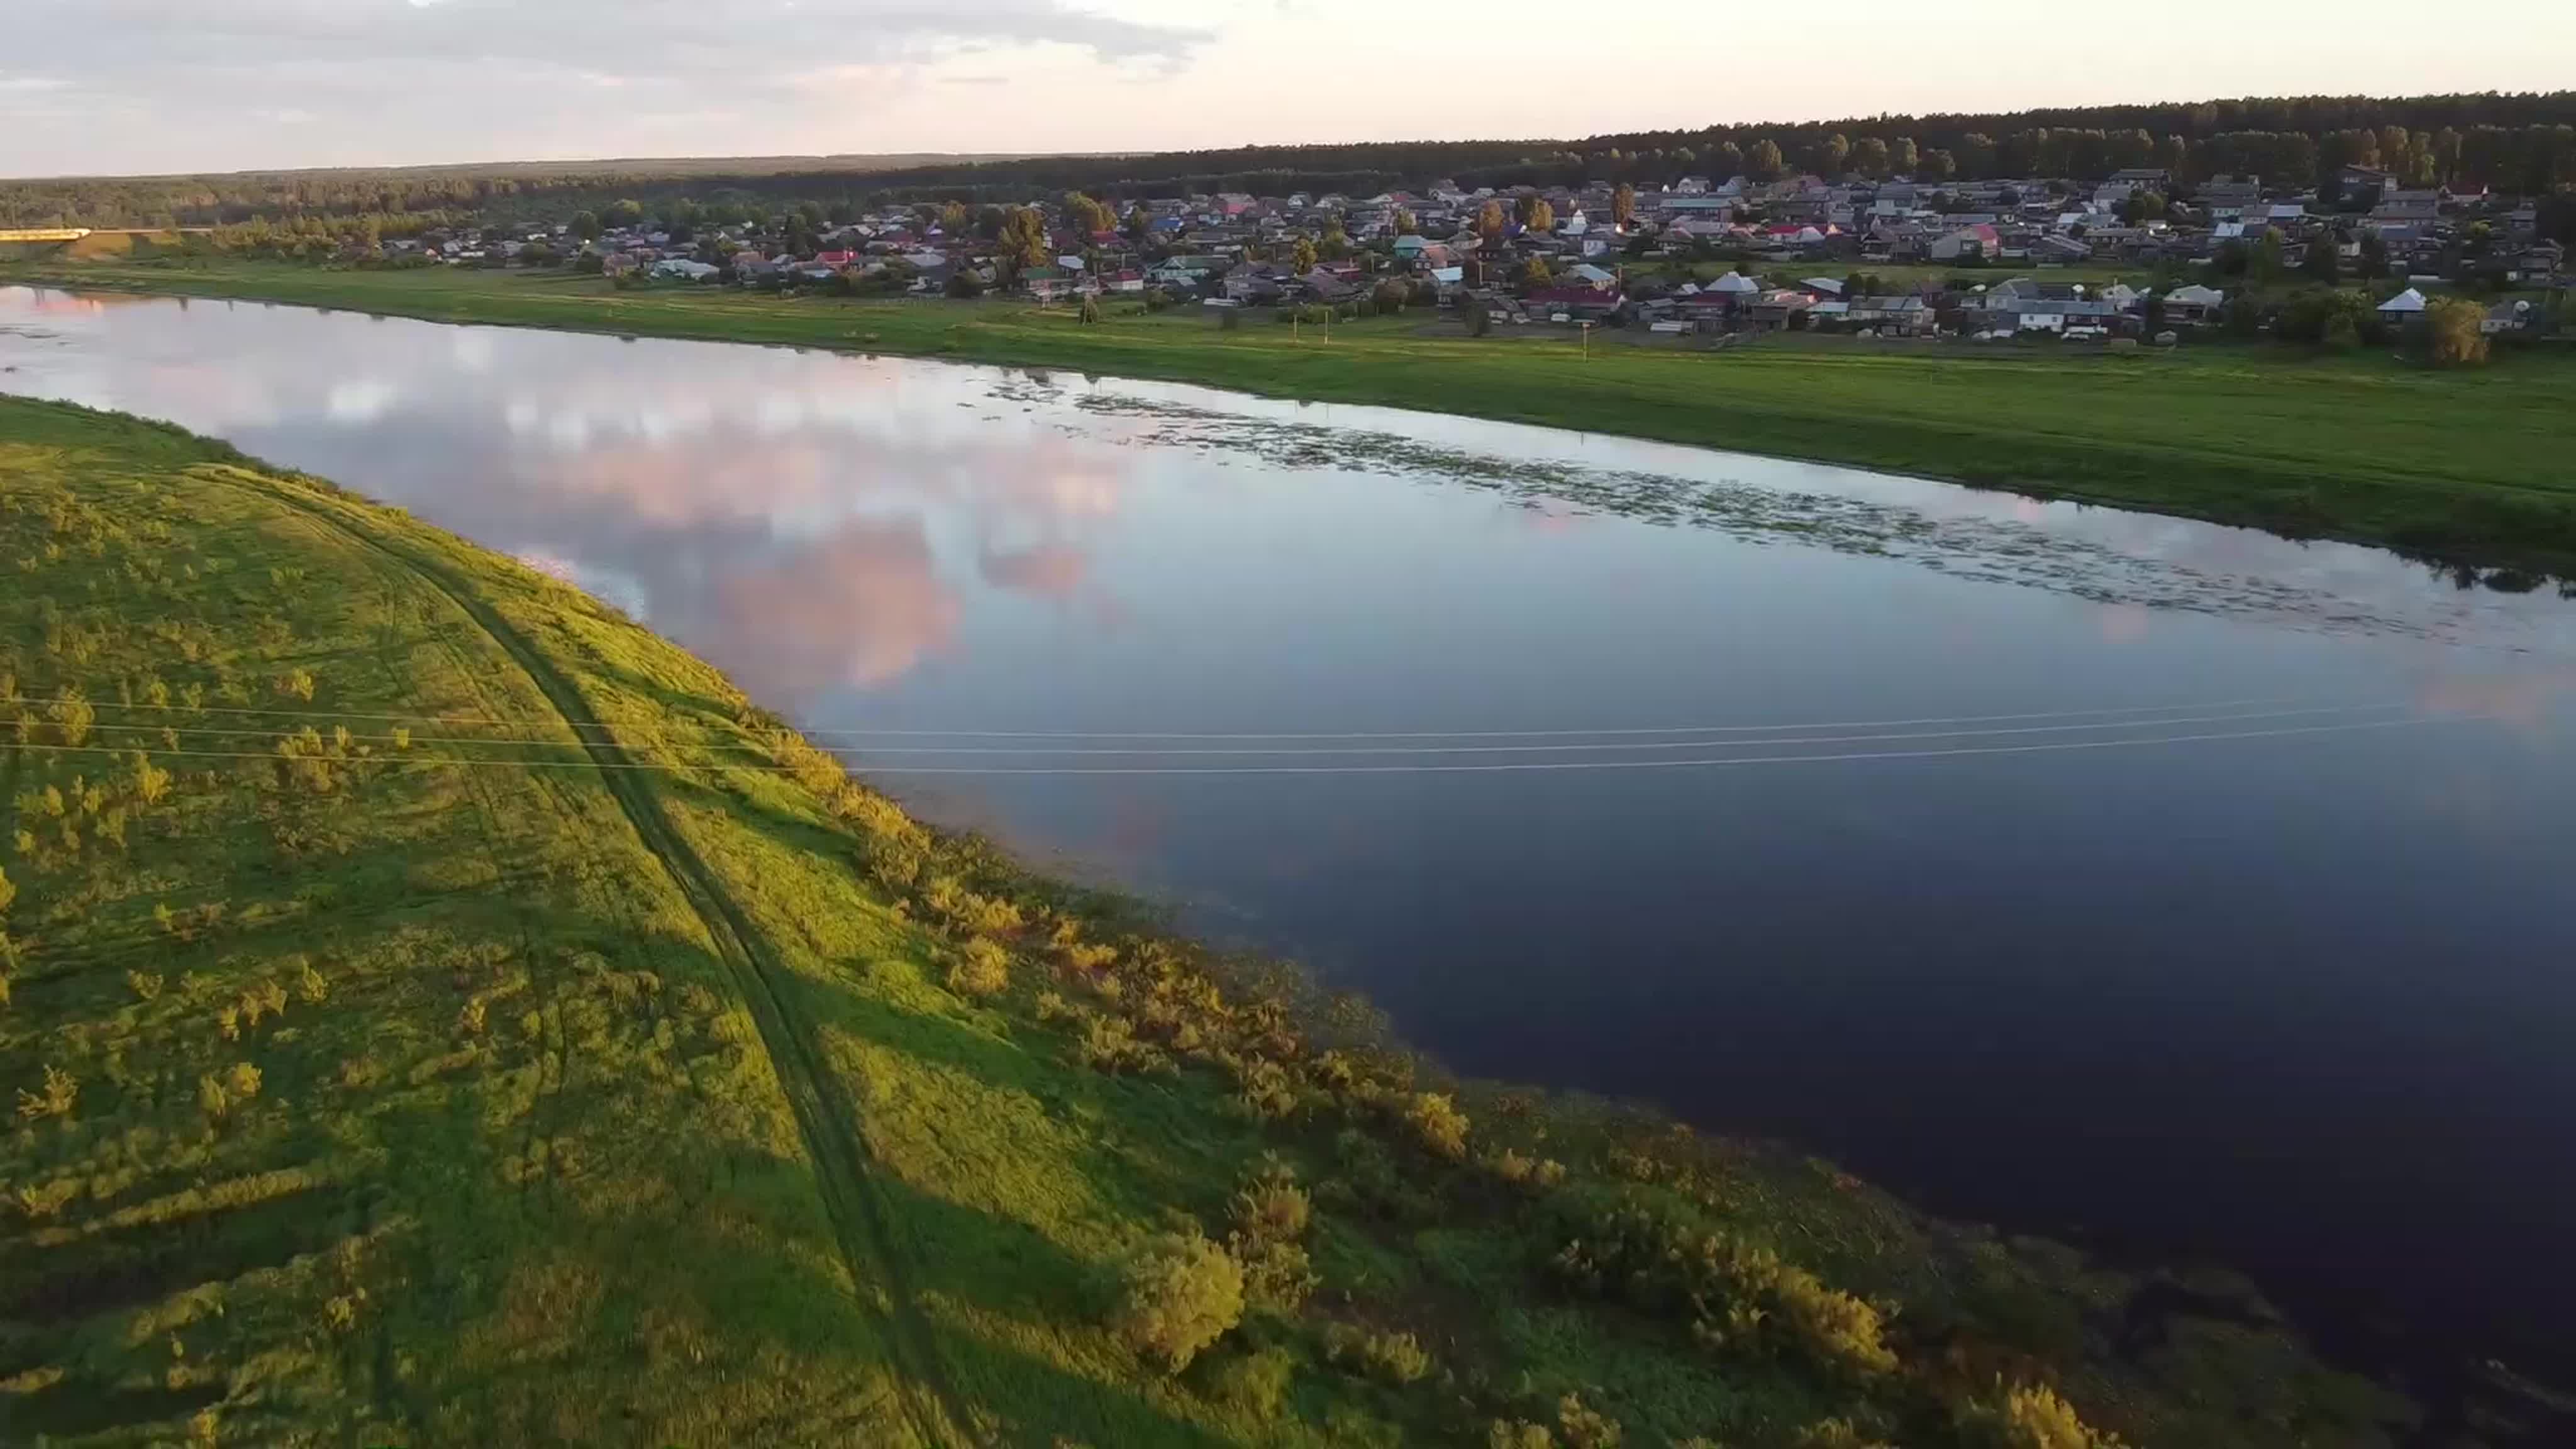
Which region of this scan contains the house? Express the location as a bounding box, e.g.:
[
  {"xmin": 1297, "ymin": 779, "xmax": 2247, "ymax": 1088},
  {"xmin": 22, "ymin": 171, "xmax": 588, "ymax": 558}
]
[
  {"xmin": 2484, "ymin": 300, "xmax": 2534, "ymax": 335},
  {"xmin": 2375, "ymin": 287, "xmax": 2429, "ymax": 319},
  {"xmin": 1523, "ymin": 286, "xmax": 1624, "ymax": 321},
  {"xmin": 1746, "ymin": 289, "xmax": 1815, "ymax": 331},
  {"xmin": 1929, "ymin": 224, "xmax": 1999, "ymax": 260},
  {"xmin": 1021, "ymin": 265, "xmax": 1074, "ymax": 301},
  {"xmin": 652, "ymin": 259, "xmax": 720, "ymax": 282},
  {"xmin": 2158, "ymin": 283, "xmax": 2227, "ymax": 325},
  {"xmin": 812, "ymin": 250, "xmax": 858, "ymax": 267},
  {"xmin": 1845, "ymin": 295, "xmax": 1935, "ymax": 335},
  {"xmin": 1299, "ymin": 268, "xmax": 1358, "ymax": 303},
  {"xmin": 1561, "ymin": 263, "xmax": 1618, "ymax": 290}
]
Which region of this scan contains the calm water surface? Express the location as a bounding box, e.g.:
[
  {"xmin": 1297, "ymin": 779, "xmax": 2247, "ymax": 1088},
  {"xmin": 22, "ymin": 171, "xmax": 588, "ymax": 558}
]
[{"xmin": 6, "ymin": 287, "xmax": 2573, "ymax": 1380}]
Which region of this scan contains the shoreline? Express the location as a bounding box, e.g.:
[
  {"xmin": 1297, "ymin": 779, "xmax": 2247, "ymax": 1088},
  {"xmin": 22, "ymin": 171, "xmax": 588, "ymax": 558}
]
[{"xmin": 6, "ymin": 257, "xmax": 2575, "ymax": 580}]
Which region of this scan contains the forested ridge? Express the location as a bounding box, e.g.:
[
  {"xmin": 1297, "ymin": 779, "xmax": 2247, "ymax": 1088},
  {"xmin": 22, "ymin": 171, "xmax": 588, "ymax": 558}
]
[{"xmin": 7, "ymin": 91, "xmax": 2572, "ymax": 229}]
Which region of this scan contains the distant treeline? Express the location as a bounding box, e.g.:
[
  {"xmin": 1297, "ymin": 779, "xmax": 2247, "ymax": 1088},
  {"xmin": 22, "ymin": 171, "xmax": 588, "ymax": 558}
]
[{"xmin": 6, "ymin": 92, "xmax": 2572, "ymax": 231}]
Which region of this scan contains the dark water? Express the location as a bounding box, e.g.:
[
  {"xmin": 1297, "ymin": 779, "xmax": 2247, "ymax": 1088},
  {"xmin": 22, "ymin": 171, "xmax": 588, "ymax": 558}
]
[{"xmin": 6, "ymin": 287, "xmax": 2573, "ymax": 1390}]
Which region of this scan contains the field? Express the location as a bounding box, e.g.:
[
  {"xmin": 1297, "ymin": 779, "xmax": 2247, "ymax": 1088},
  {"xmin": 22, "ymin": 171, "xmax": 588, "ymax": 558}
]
[
  {"xmin": 0, "ymin": 395, "xmax": 2413, "ymax": 1446},
  {"xmin": 4, "ymin": 253, "xmax": 2575, "ymax": 577}
]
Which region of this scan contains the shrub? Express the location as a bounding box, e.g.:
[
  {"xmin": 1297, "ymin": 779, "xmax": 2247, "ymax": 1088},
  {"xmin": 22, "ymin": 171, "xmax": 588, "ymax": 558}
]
[
  {"xmin": 199, "ymin": 1074, "xmax": 230, "ymax": 1121},
  {"xmin": 947, "ymin": 938, "xmax": 1011, "ymax": 998},
  {"xmin": 296, "ymin": 962, "xmax": 330, "ymax": 1004},
  {"xmin": 15, "ymin": 1063, "xmax": 76, "ymax": 1120},
  {"xmin": 1955, "ymin": 1382, "xmax": 2128, "ymax": 1449},
  {"xmin": 1492, "ymin": 1148, "xmax": 1567, "ymax": 1191},
  {"xmin": 128, "ymin": 969, "xmax": 164, "ymax": 1001},
  {"xmin": 1230, "ymin": 1157, "xmax": 1311, "ymax": 1243},
  {"xmin": 1489, "ymin": 1421, "xmax": 1555, "ymax": 1449},
  {"xmin": 1556, "ymin": 1394, "xmax": 1621, "ymax": 1449},
  {"xmin": 1324, "ymin": 1323, "xmax": 1432, "ymax": 1385},
  {"xmin": 1771, "ymin": 1266, "xmax": 1897, "ymax": 1376},
  {"xmin": 14, "ymin": 1177, "xmax": 80, "ymax": 1219},
  {"xmin": 1403, "ymin": 1091, "xmax": 1471, "ymax": 1160},
  {"xmin": 2427, "ymin": 296, "xmax": 2489, "ymax": 367},
  {"xmin": 1794, "ymin": 1419, "xmax": 1891, "ymax": 1449},
  {"xmin": 0, "ymin": 863, "xmax": 13, "ymax": 916},
  {"xmin": 459, "ymin": 996, "xmax": 488, "ymax": 1035},
  {"xmin": 229, "ymin": 1062, "xmax": 262, "ymax": 1100},
  {"xmin": 1113, "ymin": 1231, "xmax": 1244, "ymax": 1372},
  {"xmin": 48, "ymin": 689, "xmax": 94, "ymax": 746}
]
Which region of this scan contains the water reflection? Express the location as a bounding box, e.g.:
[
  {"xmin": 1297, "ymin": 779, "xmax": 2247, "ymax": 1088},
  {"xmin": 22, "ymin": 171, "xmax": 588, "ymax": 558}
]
[{"xmin": 4, "ymin": 287, "xmax": 2575, "ymax": 1387}]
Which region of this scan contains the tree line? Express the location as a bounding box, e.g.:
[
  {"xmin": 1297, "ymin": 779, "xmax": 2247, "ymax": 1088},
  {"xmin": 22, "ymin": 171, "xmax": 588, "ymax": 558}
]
[{"xmin": 6, "ymin": 91, "xmax": 2570, "ymax": 235}]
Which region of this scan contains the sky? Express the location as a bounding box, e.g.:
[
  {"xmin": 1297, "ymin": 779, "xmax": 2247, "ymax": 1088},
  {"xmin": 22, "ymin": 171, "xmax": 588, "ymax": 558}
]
[{"xmin": 5, "ymin": 0, "xmax": 2575, "ymax": 178}]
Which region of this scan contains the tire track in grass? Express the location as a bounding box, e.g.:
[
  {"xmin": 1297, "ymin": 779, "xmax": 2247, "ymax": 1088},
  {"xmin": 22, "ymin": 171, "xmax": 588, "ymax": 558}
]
[{"xmin": 233, "ymin": 471, "xmax": 970, "ymax": 1448}]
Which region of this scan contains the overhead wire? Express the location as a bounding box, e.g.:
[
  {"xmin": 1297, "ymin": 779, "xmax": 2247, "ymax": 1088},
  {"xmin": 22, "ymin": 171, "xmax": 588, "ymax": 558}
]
[
  {"xmin": 31, "ymin": 701, "xmax": 2413, "ymax": 757},
  {"xmin": 3, "ymin": 711, "xmax": 2499, "ymax": 776},
  {"xmin": 0, "ymin": 691, "xmax": 2339, "ymax": 741}
]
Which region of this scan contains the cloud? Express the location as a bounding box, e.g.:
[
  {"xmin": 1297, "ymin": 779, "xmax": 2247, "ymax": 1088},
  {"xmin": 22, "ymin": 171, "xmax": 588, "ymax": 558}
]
[{"xmin": 0, "ymin": 0, "xmax": 1208, "ymax": 172}]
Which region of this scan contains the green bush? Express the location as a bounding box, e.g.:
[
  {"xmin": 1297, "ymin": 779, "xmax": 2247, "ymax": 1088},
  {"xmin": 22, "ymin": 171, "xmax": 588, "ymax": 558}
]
[
  {"xmin": 1555, "ymin": 1393, "xmax": 1621, "ymax": 1449},
  {"xmin": 1324, "ymin": 1323, "xmax": 1431, "ymax": 1384},
  {"xmin": 1955, "ymin": 1382, "xmax": 2128, "ymax": 1449},
  {"xmin": 1403, "ymin": 1091, "xmax": 1470, "ymax": 1159},
  {"xmin": 1113, "ymin": 1230, "xmax": 1244, "ymax": 1372},
  {"xmin": 947, "ymin": 938, "xmax": 1010, "ymax": 998}
]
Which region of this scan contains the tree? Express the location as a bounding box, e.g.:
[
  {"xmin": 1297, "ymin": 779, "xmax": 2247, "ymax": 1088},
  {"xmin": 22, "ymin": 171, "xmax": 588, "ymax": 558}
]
[
  {"xmin": 1113, "ymin": 1231, "xmax": 1243, "ymax": 1373},
  {"xmin": 1124, "ymin": 203, "xmax": 1151, "ymax": 242},
  {"xmin": 1475, "ymin": 198, "xmax": 1507, "ymax": 243},
  {"xmin": 1289, "ymin": 235, "xmax": 1318, "ymax": 274},
  {"xmin": 1817, "ymin": 132, "xmax": 1852, "ymax": 177},
  {"xmin": 2426, "ymin": 296, "xmax": 2490, "ymax": 366},
  {"xmin": 997, "ymin": 206, "xmax": 1050, "ymax": 282},
  {"xmin": 1319, "ymin": 223, "xmax": 1351, "ymax": 261},
  {"xmin": 944, "ymin": 269, "xmax": 984, "ymax": 299},
  {"xmin": 1516, "ymin": 255, "xmax": 1553, "ymax": 290},
  {"xmin": 1747, "ymin": 139, "xmax": 1785, "ymax": 180},
  {"xmin": 1851, "ymin": 136, "xmax": 1890, "ymax": 179},
  {"xmin": 2299, "ymin": 235, "xmax": 2341, "ymax": 283},
  {"xmin": 602, "ymin": 198, "xmax": 643, "ymax": 229},
  {"xmin": 2355, "ymin": 230, "xmax": 2389, "ymax": 279},
  {"xmin": 2251, "ymin": 227, "xmax": 2286, "ymax": 286},
  {"xmin": 569, "ymin": 209, "xmax": 601, "ymax": 242},
  {"xmin": 1611, "ymin": 183, "xmax": 1635, "ymax": 230},
  {"xmin": 1392, "ymin": 206, "xmax": 1419, "ymax": 235}
]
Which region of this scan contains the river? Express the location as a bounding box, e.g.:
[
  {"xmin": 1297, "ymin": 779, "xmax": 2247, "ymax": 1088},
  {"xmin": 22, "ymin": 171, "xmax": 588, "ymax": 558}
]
[{"xmin": 4, "ymin": 286, "xmax": 2572, "ymax": 1392}]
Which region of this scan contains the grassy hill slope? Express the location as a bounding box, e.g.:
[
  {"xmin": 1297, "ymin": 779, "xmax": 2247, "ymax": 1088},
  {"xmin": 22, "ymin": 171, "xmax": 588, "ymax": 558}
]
[{"xmin": 0, "ymin": 397, "xmax": 2403, "ymax": 1447}]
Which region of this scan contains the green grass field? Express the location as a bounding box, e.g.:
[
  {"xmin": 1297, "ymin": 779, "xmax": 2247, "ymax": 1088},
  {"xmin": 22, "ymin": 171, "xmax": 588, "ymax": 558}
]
[
  {"xmin": 5, "ymin": 253, "xmax": 2574, "ymax": 575},
  {"xmin": 0, "ymin": 396, "xmax": 2411, "ymax": 1446}
]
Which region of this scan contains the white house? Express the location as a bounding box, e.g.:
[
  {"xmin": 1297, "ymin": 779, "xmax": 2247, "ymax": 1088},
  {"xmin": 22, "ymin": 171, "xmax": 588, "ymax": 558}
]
[{"xmin": 2376, "ymin": 287, "xmax": 2428, "ymax": 318}]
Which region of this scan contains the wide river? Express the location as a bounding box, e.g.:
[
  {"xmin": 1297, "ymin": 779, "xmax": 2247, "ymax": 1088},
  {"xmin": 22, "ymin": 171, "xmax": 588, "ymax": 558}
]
[{"xmin": 5, "ymin": 287, "xmax": 2572, "ymax": 1383}]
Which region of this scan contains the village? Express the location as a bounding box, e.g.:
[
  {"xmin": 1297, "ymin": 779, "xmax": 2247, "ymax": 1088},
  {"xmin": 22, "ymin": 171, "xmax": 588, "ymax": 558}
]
[{"xmin": 384, "ymin": 162, "xmax": 2572, "ymax": 347}]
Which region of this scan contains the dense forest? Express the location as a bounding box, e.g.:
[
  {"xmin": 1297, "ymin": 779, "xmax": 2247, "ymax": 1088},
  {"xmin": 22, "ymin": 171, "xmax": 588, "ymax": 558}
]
[{"xmin": 4, "ymin": 92, "xmax": 2573, "ymax": 230}]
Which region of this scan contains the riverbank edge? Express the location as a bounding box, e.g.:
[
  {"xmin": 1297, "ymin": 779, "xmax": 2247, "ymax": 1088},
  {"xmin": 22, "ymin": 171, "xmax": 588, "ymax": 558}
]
[{"xmin": 6, "ymin": 259, "xmax": 2573, "ymax": 580}]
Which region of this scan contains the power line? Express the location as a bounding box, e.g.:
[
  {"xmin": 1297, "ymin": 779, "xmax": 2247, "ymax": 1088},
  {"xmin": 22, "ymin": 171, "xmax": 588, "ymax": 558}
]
[
  {"xmin": 0, "ymin": 691, "xmax": 2343, "ymax": 743},
  {"xmin": 4, "ymin": 711, "xmax": 2496, "ymax": 777},
  {"xmin": 39, "ymin": 701, "xmax": 2406, "ymax": 757}
]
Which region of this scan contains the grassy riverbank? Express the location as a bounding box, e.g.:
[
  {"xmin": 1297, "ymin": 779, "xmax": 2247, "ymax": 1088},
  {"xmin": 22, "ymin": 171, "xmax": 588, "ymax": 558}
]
[
  {"xmin": 7, "ymin": 253, "xmax": 2576, "ymax": 575},
  {"xmin": 0, "ymin": 394, "xmax": 2409, "ymax": 1446}
]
